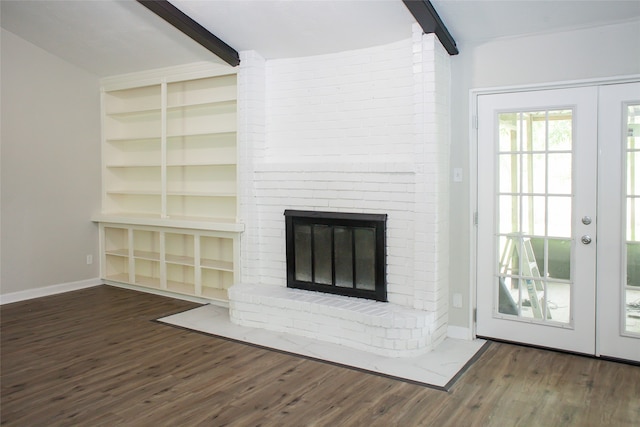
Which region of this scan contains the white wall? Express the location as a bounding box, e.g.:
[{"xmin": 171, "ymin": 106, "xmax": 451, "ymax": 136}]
[
  {"xmin": 448, "ymin": 19, "xmax": 640, "ymax": 328},
  {"xmin": 1, "ymin": 29, "xmax": 101, "ymax": 296}
]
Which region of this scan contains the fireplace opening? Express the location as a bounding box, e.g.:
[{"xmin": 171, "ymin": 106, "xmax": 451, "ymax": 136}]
[{"xmin": 285, "ymin": 210, "xmax": 387, "ymax": 302}]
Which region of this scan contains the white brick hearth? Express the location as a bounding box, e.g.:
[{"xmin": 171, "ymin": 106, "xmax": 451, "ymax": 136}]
[
  {"xmin": 229, "ymin": 284, "xmax": 437, "ymax": 357},
  {"xmin": 233, "ymin": 25, "xmax": 451, "ymax": 357}
]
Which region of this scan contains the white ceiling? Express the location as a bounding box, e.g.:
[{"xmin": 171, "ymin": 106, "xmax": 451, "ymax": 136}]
[{"xmin": 2, "ymin": 0, "xmax": 639, "ymax": 77}]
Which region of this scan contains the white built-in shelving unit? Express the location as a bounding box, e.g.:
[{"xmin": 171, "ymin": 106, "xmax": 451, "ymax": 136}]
[
  {"xmin": 101, "ymin": 224, "xmax": 237, "ymax": 301},
  {"xmin": 94, "ymin": 63, "xmax": 242, "ymax": 303}
]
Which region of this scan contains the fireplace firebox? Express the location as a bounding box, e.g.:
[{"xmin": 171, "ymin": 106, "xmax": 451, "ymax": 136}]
[{"xmin": 284, "ymin": 210, "xmax": 387, "ymax": 302}]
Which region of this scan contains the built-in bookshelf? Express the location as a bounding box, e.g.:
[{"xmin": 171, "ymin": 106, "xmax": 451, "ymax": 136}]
[
  {"xmin": 100, "ymin": 224, "xmax": 238, "ymax": 302},
  {"xmin": 95, "ymin": 63, "xmax": 242, "ymax": 302},
  {"xmin": 99, "ymin": 64, "xmax": 239, "ymax": 226}
]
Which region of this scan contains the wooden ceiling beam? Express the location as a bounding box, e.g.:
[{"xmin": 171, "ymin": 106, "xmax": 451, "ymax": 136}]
[
  {"xmin": 402, "ymin": 0, "xmax": 458, "ymax": 55},
  {"xmin": 137, "ymin": 0, "xmax": 240, "ymax": 67}
]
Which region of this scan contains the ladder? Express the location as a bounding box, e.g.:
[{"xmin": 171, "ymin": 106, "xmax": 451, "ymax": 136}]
[{"xmin": 499, "ymin": 233, "xmax": 549, "ymax": 319}]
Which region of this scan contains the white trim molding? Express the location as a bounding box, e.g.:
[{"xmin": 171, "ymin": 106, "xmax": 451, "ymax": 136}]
[
  {"xmin": 0, "ymin": 278, "xmax": 102, "ymax": 305},
  {"xmin": 105, "ymin": 281, "xmax": 217, "ymax": 306}
]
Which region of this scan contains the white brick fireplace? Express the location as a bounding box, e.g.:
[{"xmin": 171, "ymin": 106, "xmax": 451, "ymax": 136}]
[{"xmin": 231, "ymin": 25, "xmax": 451, "ymax": 357}]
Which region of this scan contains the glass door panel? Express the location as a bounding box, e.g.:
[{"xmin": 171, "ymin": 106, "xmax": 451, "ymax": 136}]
[
  {"xmin": 496, "ymin": 110, "xmax": 573, "ymax": 324},
  {"xmin": 625, "ymin": 103, "xmax": 640, "ymax": 335},
  {"xmin": 597, "ymin": 83, "xmax": 640, "ymax": 362},
  {"xmin": 477, "ymin": 86, "xmax": 597, "ymax": 355}
]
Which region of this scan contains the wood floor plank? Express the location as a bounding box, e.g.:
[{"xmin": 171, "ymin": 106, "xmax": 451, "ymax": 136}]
[{"xmin": 2, "ymin": 285, "xmax": 639, "ymax": 426}]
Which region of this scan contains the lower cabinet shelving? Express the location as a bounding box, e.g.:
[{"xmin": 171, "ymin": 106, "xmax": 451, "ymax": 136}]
[{"xmin": 98, "ymin": 222, "xmax": 239, "ymax": 302}]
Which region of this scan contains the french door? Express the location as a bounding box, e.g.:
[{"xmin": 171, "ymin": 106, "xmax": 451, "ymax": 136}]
[
  {"xmin": 597, "ymin": 83, "xmax": 640, "ymax": 361},
  {"xmin": 476, "ymin": 82, "xmax": 640, "ymax": 362}
]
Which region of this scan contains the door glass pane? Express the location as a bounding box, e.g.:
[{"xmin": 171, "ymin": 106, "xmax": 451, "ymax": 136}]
[
  {"xmin": 522, "ymin": 153, "xmax": 546, "ymax": 194},
  {"xmin": 548, "ymin": 153, "xmax": 572, "ymax": 194},
  {"xmin": 628, "ymin": 152, "xmax": 640, "ymax": 196},
  {"xmin": 499, "ymin": 113, "xmax": 518, "ymax": 152},
  {"xmin": 547, "ymin": 239, "xmax": 571, "ymax": 281},
  {"xmin": 521, "ymin": 196, "xmax": 545, "ymax": 236},
  {"xmin": 548, "ymin": 110, "xmax": 573, "ymax": 151},
  {"xmin": 499, "ymin": 195, "xmax": 519, "ymax": 234},
  {"xmin": 499, "ymin": 154, "xmax": 519, "ymax": 193},
  {"xmin": 530, "ymin": 112, "xmax": 547, "ymax": 151},
  {"xmin": 547, "ymin": 196, "xmax": 572, "ymax": 238},
  {"xmin": 496, "ymin": 110, "xmax": 573, "ymax": 325},
  {"xmin": 625, "ymin": 104, "xmax": 640, "ymax": 335}
]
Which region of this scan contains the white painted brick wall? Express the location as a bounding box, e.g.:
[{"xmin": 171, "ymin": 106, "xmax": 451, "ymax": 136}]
[
  {"xmin": 265, "ymin": 39, "xmax": 415, "ymax": 163},
  {"xmin": 234, "ymin": 28, "xmax": 451, "ymax": 354},
  {"xmin": 238, "ymin": 50, "xmax": 266, "ymax": 285}
]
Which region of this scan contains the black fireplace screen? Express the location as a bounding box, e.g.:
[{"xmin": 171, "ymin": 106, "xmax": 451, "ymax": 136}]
[{"xmin": 284, "ymin": 210, "xmax": 387, "ymax": 302}]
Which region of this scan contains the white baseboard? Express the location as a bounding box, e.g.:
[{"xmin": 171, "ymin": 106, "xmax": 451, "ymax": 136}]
[
  {"xmin": 105, "ymin": 281, "xmax": 216, "ymax": 305},
  {"xmin": 0, "ymin": 278, "xmax": 102, "ymax": 305},
  {"xmin": 447, "ymin": 325, "xmax": 473, "ymax": 340}
]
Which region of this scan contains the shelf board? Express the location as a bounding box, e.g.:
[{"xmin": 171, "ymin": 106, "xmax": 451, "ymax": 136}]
[
  {"xmin": 200, "ymin": 259, "xmax": 233, "ymax": 272},
  {"xmin": 166, "ymin": 131, "xmax": 236, "ymax": 141},
  {"xmin": 107, "ymin": 163, "xmax": 235, "ymax": 168},
  {"xmin": 166, "ymin": 191, "xmax": 236, "ymax": 197},
  {"xmin": 106, "ymin": 190, "xmax": 161, "ymax": 196},
  {"xmin": 106, "ymin": 108, "xmax": 161, "ymax": 118},
  {"xmin": 92, "ymin": 213, "xmax": 245, "ymax": 232},
  {"xmin": 106, "ymin": 249, "xmax": 129, "ymax": 257},
  {"xmin": 166, "ymin": 254, "xmax": 195, "ymax": 266},
  {"xmin": 107, "ymin": 137, "xmax": 160, "ymax": 144},
  {"xmin": 166, "ymin": 99, "xmax": 236, "ymax": 111},
  {"xmin": 106, "ymin": 164, "xmax": 161, "ymax": 168},
  {"xmin": 133, "ymin": 250, "xmax": 161, "ymax": 261},
  {"xmin": 166, "ymin": 128, "xmax": 236, "ymax": 139},
  {"xmin": 166, "ymin": 162, "xmax": 236, "ymax": 167},
  {"xmin": 107, "ymin": 136, "xmax": 162, "ymax": 143}
]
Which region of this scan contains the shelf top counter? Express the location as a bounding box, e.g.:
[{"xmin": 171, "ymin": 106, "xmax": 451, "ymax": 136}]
[{"xmin": 92, "ymin": 213, "xmax": 244, "ymax": 233}]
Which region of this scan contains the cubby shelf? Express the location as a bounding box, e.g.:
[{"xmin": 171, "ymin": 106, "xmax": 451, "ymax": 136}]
[
  {"xmin": 99, "ymin": 223, "xmax": 238, "ymax": 302},
  {"xmin": 96, "ymin": 63, "xmax": 241, "ymax": 302}
]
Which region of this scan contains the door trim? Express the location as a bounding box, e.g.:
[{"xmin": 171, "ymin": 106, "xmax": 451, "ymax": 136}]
[{"xmin": 469, "ymin": 75, "xmax": 640, "ymax": 340}]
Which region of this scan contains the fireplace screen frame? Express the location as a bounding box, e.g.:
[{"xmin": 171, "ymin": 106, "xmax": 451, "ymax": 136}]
[{"xmin": 284, "ymin": 210, "xmax": 387, "ymax": 302}]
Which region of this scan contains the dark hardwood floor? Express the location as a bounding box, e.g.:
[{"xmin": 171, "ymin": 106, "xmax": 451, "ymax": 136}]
[{"xmin": 1, "ymin": 285, "xmax": 639, "ymax": 426}]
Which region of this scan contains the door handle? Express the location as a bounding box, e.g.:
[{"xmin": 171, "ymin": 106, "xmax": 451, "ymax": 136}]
[{"xmin": 581, "ymin": 235, "xmax": 592, "ymax": 245}]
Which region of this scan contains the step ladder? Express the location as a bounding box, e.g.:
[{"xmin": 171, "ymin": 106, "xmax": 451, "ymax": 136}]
[{"xmin": 499, "ymin": 233, "xmax": 549, "ymax": 319}]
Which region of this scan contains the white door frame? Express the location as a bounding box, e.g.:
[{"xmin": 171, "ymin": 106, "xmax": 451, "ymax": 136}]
[{"xmin": 469, "ymin": 75, "xmax": 640, "ymax": 341}]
